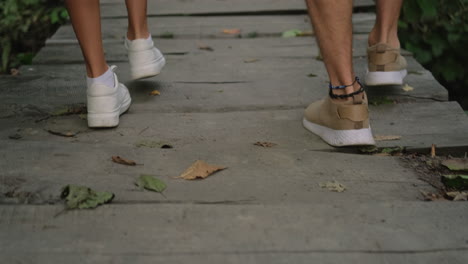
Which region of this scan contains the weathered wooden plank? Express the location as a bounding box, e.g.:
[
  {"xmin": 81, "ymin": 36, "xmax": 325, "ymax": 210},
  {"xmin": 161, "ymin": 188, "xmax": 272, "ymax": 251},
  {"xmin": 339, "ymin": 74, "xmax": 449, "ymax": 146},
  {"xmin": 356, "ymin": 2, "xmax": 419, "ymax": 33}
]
[
  {"xmin": 1, "ymin": 203, "xmax": 467, "ymax": 264},
  {"xmin": 39, "ymin": 36, "xmax": 412, "ymax": 65},
  {"xmin": 2, "ymin": 101, "xmax": 467, "ymax": 152},
  {"xmin": 51, "ymin": 13, "xmax": 376, "ymax": 40},
  {"xmin": 0, "ymin": 135, "xmax": 431, "ymax": 205},
  {"xmin": 7, "ymin": 54, "xmax": 446, "ymax": 111},
  {"xmin": 1, "ymin": 101, "xmax": 467, "ymax": 204},
  {"xmin": 99, "ymin": 0, "xmax": 375, "ymax": 17}
]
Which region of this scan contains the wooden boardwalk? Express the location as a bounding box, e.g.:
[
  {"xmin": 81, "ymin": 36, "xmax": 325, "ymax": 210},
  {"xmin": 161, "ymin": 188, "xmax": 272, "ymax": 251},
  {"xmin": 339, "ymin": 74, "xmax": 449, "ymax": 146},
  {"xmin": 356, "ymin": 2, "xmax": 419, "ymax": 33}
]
[{"xmin": 1, "ymin": 0, "xmax": 468, "ymax": 263}]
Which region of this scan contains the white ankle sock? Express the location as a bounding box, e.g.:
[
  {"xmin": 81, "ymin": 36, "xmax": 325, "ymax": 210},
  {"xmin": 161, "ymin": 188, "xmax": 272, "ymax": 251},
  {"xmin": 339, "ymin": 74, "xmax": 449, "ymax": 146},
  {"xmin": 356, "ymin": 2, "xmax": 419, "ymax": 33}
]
[{"xmin": 87, "ymin": 67, "xmax": 115, "ymax": 88}]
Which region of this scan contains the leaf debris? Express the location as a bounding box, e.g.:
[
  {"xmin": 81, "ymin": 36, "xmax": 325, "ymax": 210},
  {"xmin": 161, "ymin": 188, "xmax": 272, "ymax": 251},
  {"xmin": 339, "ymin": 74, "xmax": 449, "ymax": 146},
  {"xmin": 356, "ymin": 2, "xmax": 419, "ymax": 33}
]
[
  {"xmin": 61, "ymin": 185, "xmax": 114, "ymax": 210},
  {"xmin": 149, "ymin": 90, "xmax": 161, "ymax": 96},
  {"xmin": 177, "ymin": 160, "xmax": 227, "ymax": 180},
  {"xmin": 8, "ymin": 134, "xmax": 22, "ymax": 140},
  {"xmin": 136, "ymin": 175, "xmax": 167, "ymax": 194},
  {"xmin": 420, "ymin": 190, "xmax": 445, "ymax": 201},
  {"xmin": 112, "ymin": 156, "xmax": 137, "ymax": 166},
  {"xmin": 402, "ymin": 84, "xmax": 414, "ymax": 92},
  {"xmin": 135, "ymin": 140, "xmax": 172, "ymax": 149},
  {"xmin": 222, "ymin": 28, "xmax": 241, "ymax": 35},
  {"xmin": 254, "ymin": 141, "xmax": 277, "ymax": 148},
  {"xmin": 441, "ymin": 158, "xmax": 468, "ymax": 171},
  {"xmin": 244, "ymin": 58, "xmax": 259, "ymax": 63},
  {"xmin": 319, "ymin": 181, "xmax": 346, "ymax": 192},
  {"xmin": 374, "ymin": 135, "xmax": 402, "ymax": 141},
  {"xmin": 446, "ymin": 191, "xmax": 468, "ymax": 201},
  {"xmin": 198, "ymin": 42, "xmax": 214, "ymax": 52},
  {"xmin": 282, "ymin": 29, "xmax": 313, "ymax": 38},
  {"xmin": 47, "ymin": 129, "xmax": 77, "ymax": 137}
]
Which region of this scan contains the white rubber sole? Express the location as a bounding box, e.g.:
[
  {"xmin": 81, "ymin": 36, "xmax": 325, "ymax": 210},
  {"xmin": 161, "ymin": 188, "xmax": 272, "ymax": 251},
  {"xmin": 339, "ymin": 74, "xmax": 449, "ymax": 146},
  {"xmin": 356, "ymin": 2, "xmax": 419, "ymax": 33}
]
[
  {"xmin": 365, "ymin": 69, "xmax": 407, "ymax": 86},
  {"xmin": 130, "ymin": 57, "xmax": 166, "ymax": 80},
  {"xmin": 303, "ymin": 118, "xmax": 375, "ymax": 147},
  {"xmin": 87, "ymin": 96, "xmax": 131, "ymax": 128}
]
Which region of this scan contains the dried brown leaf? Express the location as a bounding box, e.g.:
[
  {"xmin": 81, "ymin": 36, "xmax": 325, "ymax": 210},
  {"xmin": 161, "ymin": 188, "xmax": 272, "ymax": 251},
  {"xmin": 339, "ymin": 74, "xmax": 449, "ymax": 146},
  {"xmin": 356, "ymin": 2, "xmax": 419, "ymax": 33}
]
[
  {"xmin": 222, "ymin": 28, "xmax": 241, "ymax": 35},
  {"xmin": 149, "ymin": 90, "xmax": 161, "ymax": 96},
  {"xmin": 402, "ymin": 84, "xmax": 414, "ymax": 92},
  {"xmin": 178, "ymin": 160, "xmax": 227, "ymax": 180},
  {"xmin": 442, "ymin": 158, "xmax": 468, "ymax": 171},
  {"xmin": 254, "ymin": 141, "xmax": 277, "ymax": 148},
  {"xmin": 244, "ymin": 58, "xmax": 259, "ymax": 63},
  {"xmin": 420, "ymin": 191, "xmax": 445, "ymax": 201},
  {"xmin": 431, "ymin": 144, "xmax": 436, "ymax": 158},
  {"xmin": 446, "ymin": 191, "xmax": 468, "ymax": 201},
  {"xmin": 112, "ymin": 156, "xmax": 136, "ymax": 166},
  {"xmin": 47, "ymin": 129, "xmax": 77, "ymax": 137},
  {"xmin": 10, "ymin": 68, "xmax": 20, "ymax": 76},
  {"xmin": 374, "ymin": 135, "xmax": 402, "ymax": 141},
  {"xmin": 198, "ymin": 42, "xmax": 214, "ymax": 51}
]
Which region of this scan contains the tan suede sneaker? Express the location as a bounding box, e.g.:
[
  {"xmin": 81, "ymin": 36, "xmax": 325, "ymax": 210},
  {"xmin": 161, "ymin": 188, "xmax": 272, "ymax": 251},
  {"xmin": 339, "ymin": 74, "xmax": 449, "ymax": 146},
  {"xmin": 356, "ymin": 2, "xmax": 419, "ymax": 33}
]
[
  {"xmin": 303, "ymin": 92, "xmax": 375, "ymax": 147},
  {"xmin": 365, "ymin": 43, "xmax": 407, "ymax": 86}
]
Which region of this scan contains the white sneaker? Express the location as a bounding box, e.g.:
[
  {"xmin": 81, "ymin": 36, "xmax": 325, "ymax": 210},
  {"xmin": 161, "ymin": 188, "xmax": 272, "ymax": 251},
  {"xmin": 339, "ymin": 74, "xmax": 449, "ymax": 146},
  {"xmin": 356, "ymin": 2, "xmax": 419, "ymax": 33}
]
[
  {"xmin": 87, "ymin": 66, "xmax": 132, "ymax": 128},
  {"xmin": 125, "ymin": 37, "xmax": 166, "ymax": 80}
]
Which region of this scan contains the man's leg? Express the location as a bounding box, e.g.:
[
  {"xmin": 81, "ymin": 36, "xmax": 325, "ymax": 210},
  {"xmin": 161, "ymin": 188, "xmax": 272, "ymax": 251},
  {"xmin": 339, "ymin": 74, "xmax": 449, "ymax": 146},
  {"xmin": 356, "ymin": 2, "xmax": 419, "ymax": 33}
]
[
  {"xmin": 65, "ymin": 0, "xmax": 107, "ymax": 78},
  {"xmin": 365, "ymin": 0, "xmax": 407, "ymax": 86},
  {"xmin": 305, "ymin": 0, "xmax": 360, "ymax": 96},
  {"xmin": 124, "ymin": 0, "xmax": 165, "ymax": 80},
  {"xmin": 303, "ymin": 0, "xmax": 374, "ymax": 146},
  {"xmin": 368, "ymin": 0, "xmax": 404, "ymax": 48},
  {"xmin": 65, "ymin": 0, "xmax": 131, "ymax": 128}
]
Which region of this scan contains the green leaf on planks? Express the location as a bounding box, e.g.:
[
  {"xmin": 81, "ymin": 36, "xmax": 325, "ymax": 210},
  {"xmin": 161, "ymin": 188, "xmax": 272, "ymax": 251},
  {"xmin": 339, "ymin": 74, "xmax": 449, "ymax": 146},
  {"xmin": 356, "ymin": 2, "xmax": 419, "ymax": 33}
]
[
  {"xmin": 282, "ymin": 29, "xmax": 303, "ymax": 38},
  {"xmin": 61, "ymin": 185, "xmax": 114, "ymax": 210},
  {"xmin": 441, "ymin": 174, "xmax": 468, "ymax": 191},
  {"xmin": 136, "ymin": 175, "xmax": 167, "ymax": 193}
]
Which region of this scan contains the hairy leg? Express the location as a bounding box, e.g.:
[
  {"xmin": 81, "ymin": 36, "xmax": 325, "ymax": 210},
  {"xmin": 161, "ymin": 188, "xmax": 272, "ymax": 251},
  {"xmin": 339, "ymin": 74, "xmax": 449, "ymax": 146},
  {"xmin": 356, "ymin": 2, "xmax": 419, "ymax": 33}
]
[
  {"xmin": 368, "ymin": 0, "xmax": 404, "ymax": 48},
  {"xmin": 126, "ymin": 0, "xmax": 150, "ymax": 40},
  {"xmin": 305, "ymin": 0, "xmax": 359, "ymax": 96},
  {"xmin": 65, "ymin": 0, "xmax": 107, "ymax": 77}
]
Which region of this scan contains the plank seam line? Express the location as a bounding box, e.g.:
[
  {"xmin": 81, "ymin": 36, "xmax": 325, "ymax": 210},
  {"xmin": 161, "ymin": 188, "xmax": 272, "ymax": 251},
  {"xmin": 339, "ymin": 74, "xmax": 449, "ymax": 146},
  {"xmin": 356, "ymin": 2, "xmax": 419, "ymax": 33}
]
[
  {"xmin": 5, "ymin": 247, "xmax": 466, "ymax": 256},
  {"xmin": 398, "ymin": 94, "xmax": 447, "ymax": 102},
  {"xmin": 103, "ymin": 247, "xmax": 468, "ymax": 255},
  {"xmin": 98, "ymin": 7, "xmax": 376, "ymax": 19}
]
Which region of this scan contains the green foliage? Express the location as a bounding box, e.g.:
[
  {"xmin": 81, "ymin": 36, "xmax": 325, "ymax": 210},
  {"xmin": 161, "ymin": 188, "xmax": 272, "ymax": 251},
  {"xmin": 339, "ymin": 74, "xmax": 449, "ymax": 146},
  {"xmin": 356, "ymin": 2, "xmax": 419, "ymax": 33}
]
[
  {"xmin": 399, "ymin": 0, "xmax": 468, "ymax": 106},
  {"xmin": 0, "ymin": 0, "xmax": 68, "ymax": 73}
]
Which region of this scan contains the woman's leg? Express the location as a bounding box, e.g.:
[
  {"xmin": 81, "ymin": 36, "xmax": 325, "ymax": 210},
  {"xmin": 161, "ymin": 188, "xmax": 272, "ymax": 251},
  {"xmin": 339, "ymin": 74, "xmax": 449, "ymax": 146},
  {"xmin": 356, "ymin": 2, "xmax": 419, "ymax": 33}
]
[
  {"xmin": 65, "ymin": 0, "xmax": 131, "ymax": 128},
  {"xmin": 124, "ymin": 0, "xmax": 166, "ymax": 80},
  {"xmin": 125, "ymin": 0, "xmax": 150, "ymax": 40},
  {"xmin": 65, "ymin": 0, "xmax": 108, "ymax": 78}
]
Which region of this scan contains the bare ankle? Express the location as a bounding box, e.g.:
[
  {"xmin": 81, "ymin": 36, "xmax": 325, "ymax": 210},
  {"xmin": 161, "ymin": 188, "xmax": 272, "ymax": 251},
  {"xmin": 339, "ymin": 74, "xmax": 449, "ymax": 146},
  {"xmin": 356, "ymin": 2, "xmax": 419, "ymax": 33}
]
[
  {"xmin": 126, "ymin": 29, "xmax": 150, "ymax": 40},
  {"xmin": 368, "ymin": 27, "xmax": 400, "ymax": 48}
]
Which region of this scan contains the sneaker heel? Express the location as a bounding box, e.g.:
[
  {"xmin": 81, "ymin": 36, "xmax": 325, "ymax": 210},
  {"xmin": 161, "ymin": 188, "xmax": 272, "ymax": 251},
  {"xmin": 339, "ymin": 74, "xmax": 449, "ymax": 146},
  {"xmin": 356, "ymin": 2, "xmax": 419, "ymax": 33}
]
[{"xmin": 87, "ymin": 112, "xmax": 120, "ymax": 128}]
